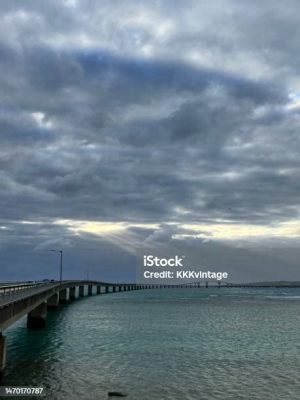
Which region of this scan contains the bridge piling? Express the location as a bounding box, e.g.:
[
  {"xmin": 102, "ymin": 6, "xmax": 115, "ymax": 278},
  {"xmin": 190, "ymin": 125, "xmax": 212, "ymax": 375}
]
[
  {"xmin": 79, "ymin": 285, "xmax": 85, "ymax": 297},
  {"xmin": 0, "ymin": 334, "xmax": 6, "ymax": 380},
  {"xmin": 105, "ymin": 286, "xmax": 109, "ymax": 293},
  {"xmin": 97, "ymin": 286, "xmax": 101, "ymax": 294},
  {"xmin": 59, "ymin": 289, "xmax": 69, "ymax": 304},
  {"xmin": 88, "ymin": 285, "xmax": 93, "ymax": 295},
  {"xmin": 69, "ymin": 287, "xmax": 76, "ymax": 300},
  {"xmin": 27, "ymin": 302, "xmax": 47, "ymax": 329},
  {"xmin": 47, "ymin": 293, "xmax": 59, "ymax": 310}
]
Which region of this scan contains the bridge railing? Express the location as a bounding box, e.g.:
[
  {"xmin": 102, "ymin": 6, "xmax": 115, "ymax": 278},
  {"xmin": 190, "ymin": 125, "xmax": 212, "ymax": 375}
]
[
  {"xmin": 0, "ymin": 282, "xmax": 51, "ymax": 297},
  {"xmin": 0, "ymin": 282, "xmax": 61, "ymax": 308}
]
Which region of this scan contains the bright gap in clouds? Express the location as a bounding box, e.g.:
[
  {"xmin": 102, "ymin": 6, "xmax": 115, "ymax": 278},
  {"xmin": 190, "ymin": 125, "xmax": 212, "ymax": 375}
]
[{"xmin": 54, "ymin": 219, "xmax": 300, "ymax": 241}]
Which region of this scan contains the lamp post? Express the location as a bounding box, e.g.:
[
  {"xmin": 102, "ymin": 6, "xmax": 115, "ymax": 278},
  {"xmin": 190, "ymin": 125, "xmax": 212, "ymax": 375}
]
[{"xmin": 51, "ymin": 249, "xmax": 63, "ymax": 284}]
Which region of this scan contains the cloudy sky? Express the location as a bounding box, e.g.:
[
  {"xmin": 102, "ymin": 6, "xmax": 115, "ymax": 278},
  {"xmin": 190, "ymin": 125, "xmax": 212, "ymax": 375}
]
[{"xmin": 1, "ymin": 0, "xmax": 300, "ymax": 282}]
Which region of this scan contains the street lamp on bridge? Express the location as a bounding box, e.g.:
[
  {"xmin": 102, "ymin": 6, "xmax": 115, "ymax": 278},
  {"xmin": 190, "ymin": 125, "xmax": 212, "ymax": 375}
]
[{"xmin": 51, "ymin": 249, "xmax": 63, "ymax": 285}]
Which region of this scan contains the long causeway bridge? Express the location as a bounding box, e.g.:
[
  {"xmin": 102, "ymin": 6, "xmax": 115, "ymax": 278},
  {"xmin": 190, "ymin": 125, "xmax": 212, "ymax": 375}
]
[
  {"xmin": 0, "ymin": 279, "xmax": 226, "ymax": 376},
  {"xmin": 0, "ymin": 279, "xmax": 295, "ymax": 377}
]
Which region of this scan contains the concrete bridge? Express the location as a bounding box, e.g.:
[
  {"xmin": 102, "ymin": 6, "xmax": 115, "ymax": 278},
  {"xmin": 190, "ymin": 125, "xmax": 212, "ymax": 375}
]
[
  {"xmin": 0, "ymin": 279, "xmax": 239, "ymax": 377},
  {"xmin": 0, "ymin": 280, "xmax": 154, "ymax": 377}
]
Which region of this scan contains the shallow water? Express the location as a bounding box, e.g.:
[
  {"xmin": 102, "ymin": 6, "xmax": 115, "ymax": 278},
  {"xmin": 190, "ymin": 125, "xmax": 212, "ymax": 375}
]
[{"xmin": 3, "ymin": 287, "xmax": 300, "ymax": 399}]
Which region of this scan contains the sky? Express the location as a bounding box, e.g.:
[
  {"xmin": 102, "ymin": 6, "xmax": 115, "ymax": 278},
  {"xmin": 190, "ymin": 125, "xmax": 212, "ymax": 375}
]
[{"xmin": 1, "ymin": 0, "xmax": 300, "ymax": 282}]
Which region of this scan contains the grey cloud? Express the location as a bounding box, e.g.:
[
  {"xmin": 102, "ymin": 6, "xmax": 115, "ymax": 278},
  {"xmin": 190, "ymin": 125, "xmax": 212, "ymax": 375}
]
[{"xmin": 1, "ymin": 1, "xmax": 300, "ymax": 280}]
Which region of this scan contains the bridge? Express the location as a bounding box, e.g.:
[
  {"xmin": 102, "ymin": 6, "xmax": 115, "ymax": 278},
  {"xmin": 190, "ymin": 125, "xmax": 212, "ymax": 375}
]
[
  {"xmin": 0, "ymin": 279, "xmax": 232, "ymax": 376},
  {"xmin": 0, "ymin": 278, "xmax": 285, "ymax": 377},
  {"xmin": 0, "ymin": 280, "xmax": 152, "ymax": 377}
]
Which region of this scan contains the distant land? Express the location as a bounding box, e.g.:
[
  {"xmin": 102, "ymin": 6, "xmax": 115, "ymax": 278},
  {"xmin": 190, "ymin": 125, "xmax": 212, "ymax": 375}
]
[{"xmin": 227, "ymin": 281, "xmax": 300, "ymax": 287}]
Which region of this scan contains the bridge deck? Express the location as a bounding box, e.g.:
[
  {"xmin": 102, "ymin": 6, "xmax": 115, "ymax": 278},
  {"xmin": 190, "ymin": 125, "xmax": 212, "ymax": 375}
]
[
  {"xmin": 0, "ymin": 283, "xmax": 59, "ymax": 308},
  {"xmin": 0, "ymin": 280, "xmax": 129, "ymax": 333}
]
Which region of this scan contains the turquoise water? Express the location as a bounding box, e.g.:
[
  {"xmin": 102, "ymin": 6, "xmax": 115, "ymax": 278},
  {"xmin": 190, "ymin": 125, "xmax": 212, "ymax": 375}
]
[{"xmin": 3, "ymin": 288, "xmax": 300, "ymax": 399}]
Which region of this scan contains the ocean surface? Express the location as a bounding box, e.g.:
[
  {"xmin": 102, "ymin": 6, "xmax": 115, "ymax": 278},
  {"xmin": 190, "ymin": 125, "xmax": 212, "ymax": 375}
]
[{"xmin": 3, "ymin": 287, "xmax": 300, "ymax": 399}]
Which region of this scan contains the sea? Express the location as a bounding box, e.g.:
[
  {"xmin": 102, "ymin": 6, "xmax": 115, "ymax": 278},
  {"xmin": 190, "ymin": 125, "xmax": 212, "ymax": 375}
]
[{"xmin": 3, "ymin": 287, "xmax": 300, "ymax": 399}]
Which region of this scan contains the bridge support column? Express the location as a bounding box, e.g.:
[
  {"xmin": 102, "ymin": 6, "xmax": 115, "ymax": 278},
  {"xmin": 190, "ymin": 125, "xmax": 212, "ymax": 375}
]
[
  {"xmin": 88, "ymin": 285, "xmax": 93, "ymax": 295},
  {"xmin": 113, "ymin": 286, "xmax": 116, "ymax": 292},
  {"xmin": 105, "ymin": 286, "xmax": 109, "ymax": 293},
  {"xmin": 79, "ymin": 285, "xmax": 85, "ymax": 297},
  {"xmin": 59, "ymin": 289, "xmax": 69, "ymax": 304},
  {"xmin": 97, "ymin": 286, "xmax": 101, "ymax": 294},
  {"xmin": 47, "ymin": 293, "xmax": 59, "ymax": 310},
  {"xmin": 27, "ymin": 302, "xmax": 47, "ymax": 329},
  {"xmin": 70, "ymin": 287, "xmax": 76, "ymax": 300},
  {"xmin": 0, "ymin": 334, "xmax": 6, "ymax": 379}
]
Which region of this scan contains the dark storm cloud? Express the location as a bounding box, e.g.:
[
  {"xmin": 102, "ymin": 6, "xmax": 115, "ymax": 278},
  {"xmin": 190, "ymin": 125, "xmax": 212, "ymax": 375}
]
[
  {"xmin": 0, "ymin": 45, "xmax": 295, "ymax": 223},
  {"xmin": 1, "ymin": 0, "xmax": 300, "ymax": 280}
]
